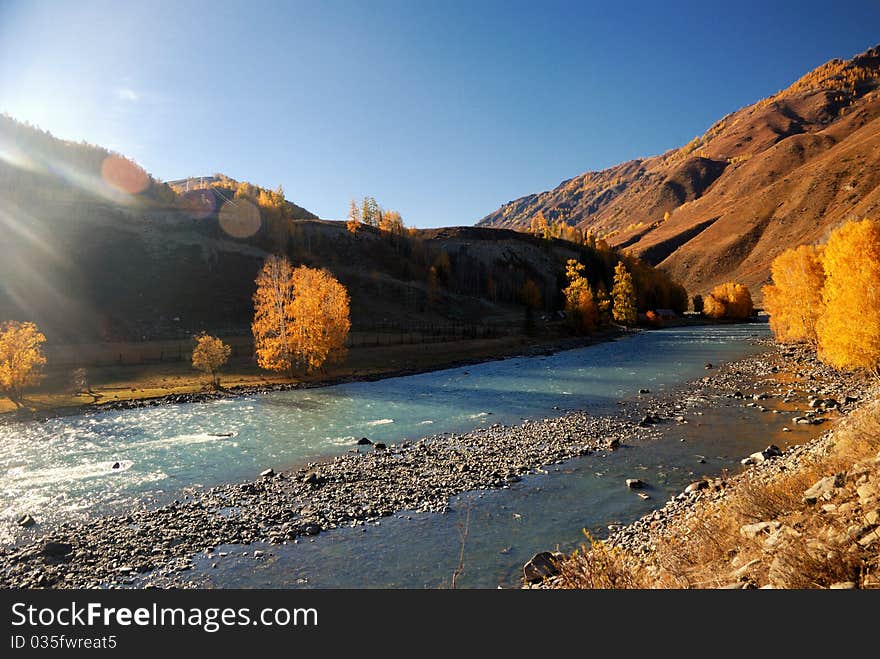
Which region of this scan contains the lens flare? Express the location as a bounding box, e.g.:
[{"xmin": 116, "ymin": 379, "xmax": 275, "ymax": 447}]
[
  {"xmin": 100, "ymin": 155, "xmax": 150, "ymax": 194},
  {"xmin": 218, "ymin": 198, "xmax": 261, "ymax": 238}
]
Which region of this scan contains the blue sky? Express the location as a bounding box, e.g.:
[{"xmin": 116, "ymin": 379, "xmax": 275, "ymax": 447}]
[{"xmin": 1, "ymin": 0, "xmax": 878, "ymax": 227}]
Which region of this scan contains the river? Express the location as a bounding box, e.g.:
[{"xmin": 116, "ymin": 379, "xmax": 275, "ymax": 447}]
[{"xmin": 2, "ymin": 324, "xmax": 774, "ymax": 551}]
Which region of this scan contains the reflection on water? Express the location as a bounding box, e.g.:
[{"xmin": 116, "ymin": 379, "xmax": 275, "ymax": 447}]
[{"xmin": 0, "ymin": 324, "xmax": 768, "ymax": 543}]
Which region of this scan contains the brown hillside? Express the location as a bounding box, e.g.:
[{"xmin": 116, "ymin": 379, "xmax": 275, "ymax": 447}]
[{"xmin": 478, "ymin": 45, "xmax": 880, "ymax": 301}]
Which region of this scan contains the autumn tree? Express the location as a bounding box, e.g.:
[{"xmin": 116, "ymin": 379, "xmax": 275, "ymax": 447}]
[
  {"xmin": 762, "ymin": 245, "xmax": 825, "ymax": 345},
  {"xmin": 530, "ymin": 212, "xmax": 550, "ymax": 239},
  {"xmin": 346, "ymin": 199, "xmax": 361, "ymax": 234},
  {"xmin": 253, "ymin": 257, "xmax": 351, "ymax": 374},
  {"xmin": 379, "ymin": 209, "xmax": 405, "ymax": 236},
  {"xmin": 0, "ymin": 321, "xmax": 47, "ymax": 408},
  {"xmin": 816, "ymin": 219, "xmax": 880, "ymax": 373},
  {"xmin": 564, "ymin": 260, "xmax": 599, "ymax": 333},
  {"xmin": 703, "ymin": 282, "xmax": 753, "ymax": 319},
  {"xmin": 595, "ymin": 284, "xmax": 612, "ymax": 321},
  {"xmin": 289, "ymin": 266, "xmax": 351, "ymax": 372},
  {"xmin": 192, "ymin": 332, "xmax": 232, "ymax": 389},
  {"xmin": 612, "ymin": 262, "xmax": 637, "ymax": 325}
]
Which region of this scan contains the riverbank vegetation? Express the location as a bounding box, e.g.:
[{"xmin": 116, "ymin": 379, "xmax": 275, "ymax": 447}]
[
  {"xmin": 549, "ymin": 217, "xmax": 880, "ymax": 589},
  {"xmin": 764, "ymin": 218, "xmax": 880, "ymax": 374},
  {"xmin": 555, "ymin": 398, "xmax": 880, "ymax": 588}
]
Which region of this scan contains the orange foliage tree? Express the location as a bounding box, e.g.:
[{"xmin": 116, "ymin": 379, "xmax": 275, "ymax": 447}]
[
  {"xmin": 816, "ymin": 219, "xmax": 880, "ymax": 373},
  {"xmin": 0, "ymin": 321, "xmax": 47, "ymax": 407},
  {"xmin": 703, "ymin": 282, "xmax": 753, "ymax": 319},
  {"xmin": 192, "ymin": 332, "xmax": 232, "ymax": 389},
  {"xmin": 611, "ymin": 262, "xmax": 637, "ymax": 325},
  {"xmin": 289, "ymin": 266, "xmax": 351, "ymax": 372},
  {"xmin": 563, "ymin": 260, "xmax": 598, "ymax": 333},
  {"xmin": 252, "ymin": 256, "xmax": 351, "ymax": 375},
  {"xmin": 762, "ymin": 245, "xmax": 825, "ymax": 345}
]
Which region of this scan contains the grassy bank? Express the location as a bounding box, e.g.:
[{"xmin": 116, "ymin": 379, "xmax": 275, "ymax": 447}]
[
  {"xmin": 0, "ymin": 329, "xmax": 624, "ymax": 418},
  {"xmin": 551, "ymin": 392, "xmax": 880, "ymax": 589}
]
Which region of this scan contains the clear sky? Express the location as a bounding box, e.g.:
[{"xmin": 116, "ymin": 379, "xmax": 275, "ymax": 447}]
[{"xmin": 1, "ymin": 0, "xmax": 878, "ymax": 227}]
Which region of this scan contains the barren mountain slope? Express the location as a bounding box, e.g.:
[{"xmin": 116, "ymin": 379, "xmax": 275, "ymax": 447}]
[{"xmin": 478, "ymin": 46, "xmax": 880, "ymax": 300}]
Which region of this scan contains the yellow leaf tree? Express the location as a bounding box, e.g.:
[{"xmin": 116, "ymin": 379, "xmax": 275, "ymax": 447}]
[
  {"xmin": 530, "ymin": 211, "xmax": 550, "ymax": 239},
  {"xmin": 0, "ymin": 321, "xmax": 47, "ymax": 408},
  {"xmin": 762, "ymin": 245, "xmax": 825, "ymax": 345},
  {"xmin": 564, "ymin": 260, "xmax": 598, "ymax": 333},
  {"xmin": 816, "ymin": 219, "xmax": 880, "ymax": 373},
  {"xmin": 252, "ymin": 256, "xmax": 352, "ymax": 375},
  {"xmin": 253, "ymin": 255, "xmax": 298, "ymax": 375},
  {"xmin": 612, "ymin": 262, "xmax": 637, "ymax": 325},
  {"xmin": 703, "ymin": 282, "xmax": 753, "ymax": 319},
  {"xmin": 192, "ymin": 332, "xmax": 232, "ymax": 389},
  {"xmin": 289, "ymin": 266, "xmax": 351, "ymax": 372}
]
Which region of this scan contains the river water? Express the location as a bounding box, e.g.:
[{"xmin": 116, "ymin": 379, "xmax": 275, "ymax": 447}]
[{"xmin": 2, "ymin": 324, "xmax": 773, "ymax": 548}]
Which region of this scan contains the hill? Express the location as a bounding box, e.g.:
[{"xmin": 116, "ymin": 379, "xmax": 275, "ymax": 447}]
[
  {"xmin": 0, "ymin": 115, "xmax": 682, "ymax": 347},
  {"xmin": 478, "ymin": 45, "xmax": 880, "ymax": 301}
]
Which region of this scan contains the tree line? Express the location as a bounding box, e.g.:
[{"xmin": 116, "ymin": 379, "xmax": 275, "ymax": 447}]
[{"xmin": 763, "ymin": 218, "xmax": 880, "ymax": 374}]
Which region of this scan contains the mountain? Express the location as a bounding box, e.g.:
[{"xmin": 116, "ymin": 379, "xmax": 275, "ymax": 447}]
[
  {"xmin": 478, "ymin": 45, "xmax": 880, "ymax": 301},
  {"xmin": 0, "ymin": 115, "xmax": 684, "ymax": 345}
]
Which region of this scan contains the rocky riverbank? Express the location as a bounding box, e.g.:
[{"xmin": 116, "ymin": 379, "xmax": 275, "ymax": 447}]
[
  {"xmin": 529, "ymin": 343, "xmax": 879, "ymax": 588},
  {"xmin": 0, "ymin": 407, "xmax": 659, "ymax": 588},
  {"xmin": 3, "ymin": 331, "xmax": 852, "ymax": 590}
]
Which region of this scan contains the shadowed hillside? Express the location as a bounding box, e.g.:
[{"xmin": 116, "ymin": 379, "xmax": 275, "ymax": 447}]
[
  {"xmin": 478, "ymin": 45, "xmax": 880, "ymax": 301},
  {"xmin": 0, "ymin": 116, "xmax": 682, "ymax": 346}
]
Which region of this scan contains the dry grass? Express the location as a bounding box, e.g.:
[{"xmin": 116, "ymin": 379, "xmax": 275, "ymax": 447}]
[{"xmin": 556, "ymin": 398, "xmax": 880, "ymax": 589}]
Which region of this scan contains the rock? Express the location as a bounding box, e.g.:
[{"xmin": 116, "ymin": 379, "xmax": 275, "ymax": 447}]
[
  {"xmin": 303, "ymin": 471, "xmax": 324, "ymax": 485},
  {"xmin": 523, "ymin": 551, "xmax": 560, "ymax": 583},
  {"xmin": 684, "ymin": 480, "xmax": 709, "ymax": 494},
  {"xmin": 782, "ymin": 427, "xmax": 791, "ymax": 432},
  {"xmin": 803, "ymin": 473, "xmax": 844, "ymax": 504},
  {"xmin": 112, "ymin": 462, "xmax": 121, "ymax": 469},
  {"xmin": 626, "ymin": 478, "xmax": 646, "ymax": 489},
  {"xmin": 638, "ymin": 415, "xmax": 660, "ymax": 427},
  {"xmin": 259, "ymin": 468, "xmax": 275, "ymax": 478},
  {"xmin": 829, "ymin": 581, "xmax": 857, "ymax": 589},
  {"xmin": 253, "ymin": 550, "xmax": 265, "ymax": 559},
  {"xmin": 42, "ymin": 541, "xmax": 73, "ymax": 557},
  {"xmin": 17, "ymin": 514, "xmax": 36, "ymax": 528},
  {"xmin": 739, "ymin": 521, "xmax": 779, "ymax": 539},
  {"xmin": 638, "ymin": 388, "xmax": 650, "ymax": 394},
  {"xmin": 607, "ymin": 438, "xmax": 621, "ymax": 450},
  {"xmin": 373, "ymin": 442, "xmax": 387, "ymax": 450},
  {"xmin": 764, "ymin": 444, "xmax": 783, "ymax": 457},
  {"xmin": 856, "ymin": 483, "xmax": 877, "ymax": 505},
  {"xmin": 356, "ymin": 437, "xmax": 372, "ymax": 445},
  {"xmin": 704, "ymin": 363, "xmax": 713, "ymax": 369},
  {"xmin": 637, "ymin": 493, "xmax": 650, "ymax": 500}
]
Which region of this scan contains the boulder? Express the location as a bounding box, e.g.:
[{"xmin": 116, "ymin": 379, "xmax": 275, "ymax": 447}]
[
  {"xmin": 356, "ymin": 437, "xmax": 372, "ymax": 445},
  {"xmin": 626, "ymin": 478, "xmax": 646, "ymax": 489},
  {"xmin": 684, "ymin": 480, "xmax": 709, "ymax": 494},
  {"xmin": 16, "ymin": 514, "xmax": 36, "ymax": 528},
  {"xmin": 373, "ymin": 442, "xmax": 387, "ymax": 450},
  {"xmin": 523, "ymin": 551, "xmax": 560, "ymax": 583},
  {"xmin": 41, "ymin": 541, "xmax": 73, "ymax": 557},
  {"xmin": 607, "ymin": 438, "xmax": 621, "ymax": 450},
  {"xmin": 638, "ymin": 388, "xmax": 650, "ymax": 394},
  {"xmin": 259, "ymin": 468, "xmax": 275, "ymax": 478},
  {"xmin": 739, "ymin": 521, "xmax": 779, "ymax": 539},
  {"xmin": 803, "ymin": 473, "xmax": 845, "ymax": 504},
  {"xmin": 303, "ymin": 471, "xmax": 324, "ymax": 485}
]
